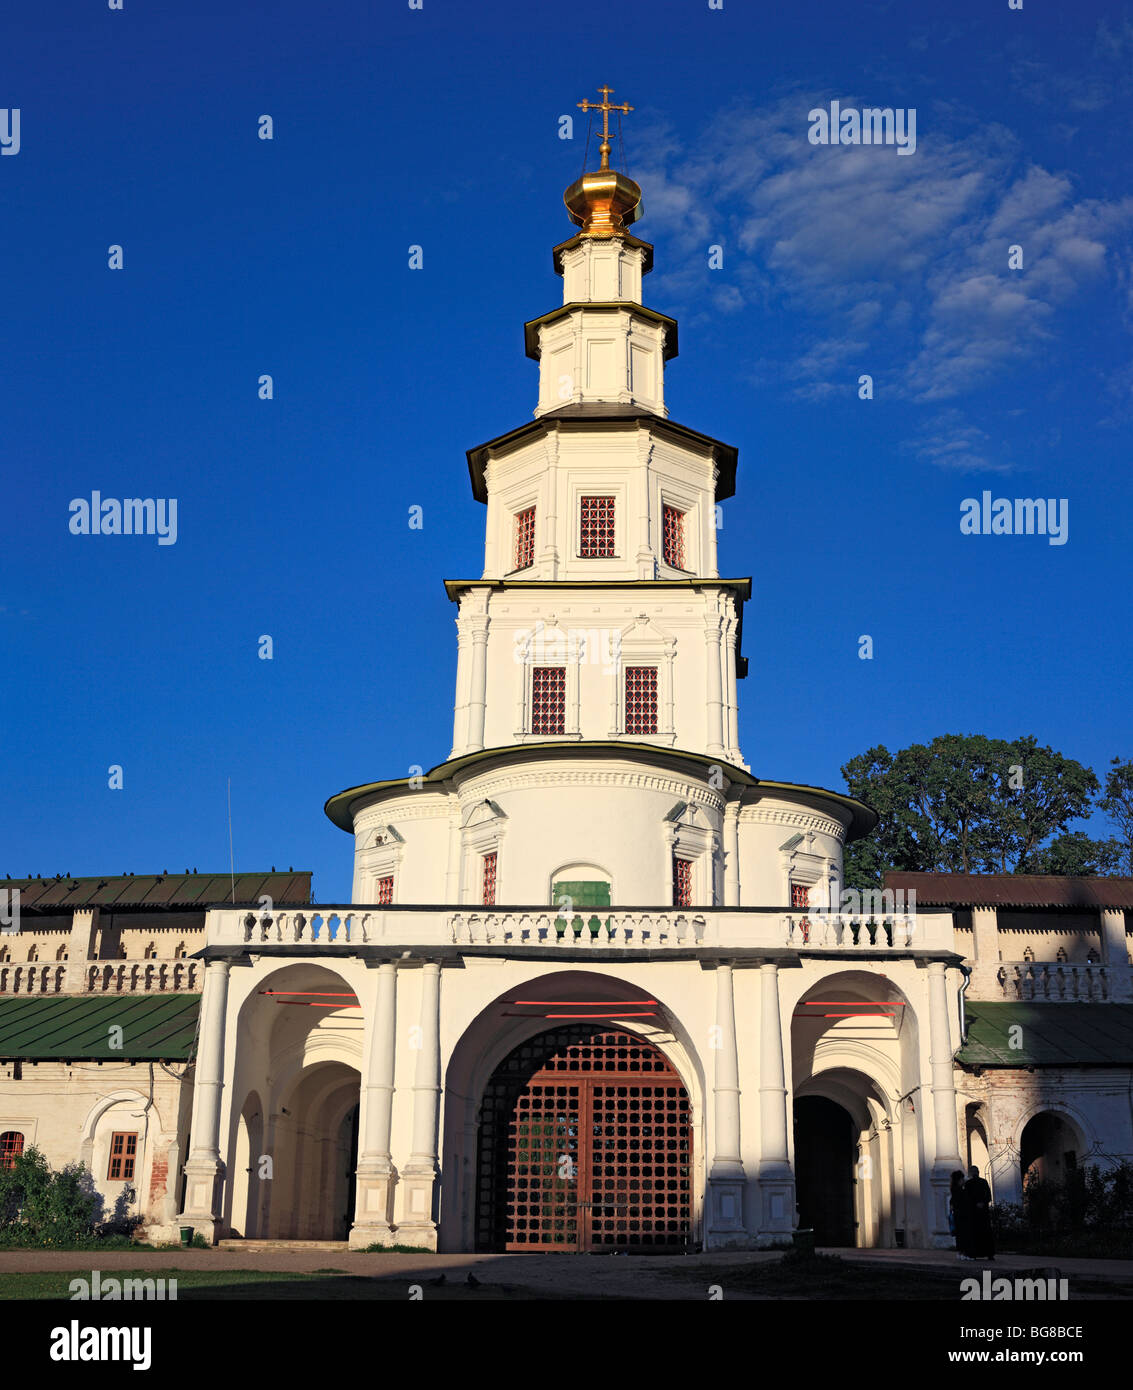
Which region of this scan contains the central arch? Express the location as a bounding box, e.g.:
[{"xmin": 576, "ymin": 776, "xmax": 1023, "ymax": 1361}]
[
  {"xmin": 793, "ymin": 1095, "xmax": 856, "ymax": 1246},
  {"xmin": 475, "ymin": 1024, "xmax": 692, "ymax": 1253}
]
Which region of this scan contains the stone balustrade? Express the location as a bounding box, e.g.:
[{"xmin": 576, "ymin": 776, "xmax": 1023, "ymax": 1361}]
[
  {"xmin": 207, "ymin": 905, "xmax": 949, "ymax": 952},
  {"xmin": 0, "ymin": 959, "xmax": 200, "ymax": 995},
  {"xmin": 995, "ymin": 960, "xmax": 1112, "ymax": 1003}
]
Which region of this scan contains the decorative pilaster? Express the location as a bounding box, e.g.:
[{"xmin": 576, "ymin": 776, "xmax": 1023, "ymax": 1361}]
[
  {"xmin": 65, "ymin": 906, "xmax": 99, "ymax": 994},
  {"xmin": 703, "ymin": 605, "xmax": 725, "ymax": 758},
  {"xmin": 757, "ymin": 960, "xmax": 794, "ymax": 1242},
  {"xmin": 349, "ymin": 961, "xmax": 398, "ymax": 1248},
  {"xmin": 723, "ymin": 610, "xmax": 740, "ymax": 762},
  {"xmin": 178, "ymin": 957, "xmax": 231, "ymax": 1243},
  {"xmin": 397, "ymin": 961, "xmax": 441, "ymax": 1247},
  {"xmin": 706, "ymin": 962, "xmax": 750, "ymax": 1246},
  {"xmin": 926, "ymin": 960, "xmax": 963, "ymax": 1246},
  {"xmin": 1101, "ymin": 908, "xmax": 1129, "ymax": 965},
  {"xmin": 723, "ymin": 801, "xmax": 741, "ymax": 907},
  {"xmin": 467, "ymin": 616, "xmax": 490, "ymax": 751}
]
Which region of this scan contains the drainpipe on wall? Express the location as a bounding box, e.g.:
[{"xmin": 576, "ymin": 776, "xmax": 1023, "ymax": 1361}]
[{"xmin": 958, "ymin": 965, "xmax": 972, "ymax": 1044}]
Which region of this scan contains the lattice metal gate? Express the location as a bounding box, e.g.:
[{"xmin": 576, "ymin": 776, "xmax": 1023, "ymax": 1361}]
[{"xmin": 475, "ymin": 1027, "xmax": 692, "ymax": 1252}]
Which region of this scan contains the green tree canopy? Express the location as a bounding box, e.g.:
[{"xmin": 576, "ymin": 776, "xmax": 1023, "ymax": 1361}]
[{"xmin": 841, "ymin": 734, "xmax": 1114, "ymax": 890}]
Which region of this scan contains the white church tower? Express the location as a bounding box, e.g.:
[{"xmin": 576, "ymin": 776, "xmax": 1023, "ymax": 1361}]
[{"xmin": 178, "ymin": 92, "xmax": 968, "ymax": 1257}]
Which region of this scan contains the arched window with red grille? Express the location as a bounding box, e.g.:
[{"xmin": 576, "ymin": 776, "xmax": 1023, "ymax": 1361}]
[{"xmin": 0, "ymin": 1131, "xmax": 24, "ymax": 1169}]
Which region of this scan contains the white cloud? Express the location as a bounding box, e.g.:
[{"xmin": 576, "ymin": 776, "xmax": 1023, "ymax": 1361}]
[{"xmin": 630, "ymin": 94, "xmax": 1133, "ymax": 404}]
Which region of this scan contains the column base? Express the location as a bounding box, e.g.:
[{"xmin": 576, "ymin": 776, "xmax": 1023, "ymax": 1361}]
[
  {"xmin": 704, "ymin": 1171, "xmax": 753, "ymax": 1249},
  {"xmin": 928, "ymin": 1165, "xmax": 960, "ymax": 1247},
  {"xmin": 397, "ymin": 1162, "xmax": 437, "ymax": 1247},
  {"xmin": 756, "ymin": 1162, "xmax": 795, "ymax": 1243},
  {"xmin": 351, "ymin": 1159, "xmax": 397, "ymax": 1247},
  {"xmin": 177, "ymin": 1156, "xmax": 224, "ymax": 1245}
]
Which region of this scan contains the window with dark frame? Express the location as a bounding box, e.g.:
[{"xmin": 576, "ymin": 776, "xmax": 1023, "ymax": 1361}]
[
  {"xmin": 624, "ymin": 666, "xmax": 659, "ymax": 735},
  {"xmin": 0, "ymin": 1131, "xmax": 24, "ymax": 1170},
  {"xmin": 673, "ymin": 857, "xmax": 692, "ymax": 907},
  {"xmin": 515, "ymin": 506, "xmax": 536, "ymax": 570},
  {"xmin": 790, "ymin": 882, "xmax": 810, "ymax": 910},
  {"xmin": 662, "ymin": 504, "xmax": 685, "ymax": 569},
  {"xmin": 531, "ymin": 666, "xmax": 566, "ymax": 734},
  {"xmin": 482, "ymin": 851, "xmax": 498, "ymax": 906},
  {"xmin": 376, "ymin": 875, "xmax": 394, "ymax": 906},
  {"xmin": 107, "ymin": 1132, "xmax": 137, "ymax": 1182},
  {"xmin": 579, "ymin": 496, "xmax": 616, "ymax": 557}
]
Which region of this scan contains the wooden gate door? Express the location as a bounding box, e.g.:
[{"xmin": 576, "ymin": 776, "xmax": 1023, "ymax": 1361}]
[{"xmin": 476, "ymin": 1027, "xmax": 692, "ymax": 1253}]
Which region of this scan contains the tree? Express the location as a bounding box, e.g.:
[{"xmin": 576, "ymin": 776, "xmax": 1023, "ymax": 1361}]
[
  {"xmin": 1099, "ymin": 757, "xmax": 1133, "ymax": 875},
  {"xmin": 842, "ymin": 734, "xmax": 1100, "ymax": 890}
]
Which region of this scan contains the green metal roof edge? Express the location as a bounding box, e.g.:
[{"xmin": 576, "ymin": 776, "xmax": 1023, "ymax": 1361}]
[
  {"xmin": 0, "ymin": 993, "xmax": 202, "ymax": 1061},
  {"xmin": 324, "ymin": 743, "xmax": 876, "ymax": 841},
  {"xmin": 958, "ymin": 1001, "xmax": 1133, "ymax": 1068}
]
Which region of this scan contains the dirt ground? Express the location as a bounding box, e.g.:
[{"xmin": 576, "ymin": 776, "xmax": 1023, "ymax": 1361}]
[{"xmin": 2, "ymin": 1245, "xmax": 1131, "ymax": 1301}]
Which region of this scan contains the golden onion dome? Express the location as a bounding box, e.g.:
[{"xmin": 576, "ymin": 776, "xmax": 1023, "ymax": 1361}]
[{"xmin": 565, "ymin": 86, "xmax": 642, "ymax": 237}]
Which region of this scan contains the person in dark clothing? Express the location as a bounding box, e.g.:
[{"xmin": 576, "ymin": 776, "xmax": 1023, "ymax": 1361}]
[
  {"xmin": 964, "ymin": 1164, "xmax": 995, "ymax": 1260},
  {"xmin": 950, "ymin": 1169, "xmax": 972, "ymax": 1259}
]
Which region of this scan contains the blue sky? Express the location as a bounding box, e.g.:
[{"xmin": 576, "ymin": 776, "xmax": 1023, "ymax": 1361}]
[{"xmin": 2, "ymin": 0, "xmax": 1130, "ymax": 900}]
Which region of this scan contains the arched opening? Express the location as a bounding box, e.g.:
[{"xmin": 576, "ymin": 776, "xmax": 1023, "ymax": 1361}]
[
  {"xmin": 790, "ymin": 970, "xmax": 918, "ymax": 1248},
  {"xmin": 225, "ymin": 962, "xmax": 364, "ymax": 1243},
  {"xmin": 793, "ymin": 1096, "xmax": 856, "ymax": 1246},
  {"xmin": 475, "ymin": 1024, "xmax": 691, "ymax": 1253},
  {"xmin": 1021, "ymin": 1111, "xmax": 1081, "ymax": 1191},
  {"xmin": 268, "ymin": 1061, "xmax": 360, "ymax": 1241},
  {"xmin": 231, "ymin": 1092, "xmax": 265, "ymax": 1238},
  {"xmin": 965, "ymin": 1103, "xmax": 992, "ymax": 1200}
]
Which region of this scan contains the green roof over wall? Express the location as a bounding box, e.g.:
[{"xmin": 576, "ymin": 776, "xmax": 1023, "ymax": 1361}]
[
  {"xmin": 0, "ymin": 994, "xmax": 201, "ymax": 1061},
  {"xmin": 959, "ymin": 1002, "xmax": 1133, "ymax": 1067}
]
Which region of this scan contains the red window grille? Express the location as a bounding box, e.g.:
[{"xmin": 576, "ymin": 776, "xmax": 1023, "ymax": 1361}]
[
  {"xmin": 376, "ymin": 875, "xmax": 394, "ymax": 906},
  {"xmin": 791, "ymin": 882, "xmax": 811, "ymax": 943},
  {"xmin": 624, "ymin": 666, "xmax": 659, "ymax": 735},
  {"xmin": 531, "ymin": 666, "xmax": 566, "ymax": 734},
  {"xmin": 662, "ymin": 504, "xmax": 685, "ymax": 569},
  {"xmin": 515, "ymin": 506, "xmax": 536, "ymax": 570},
  {"xmin": 579, "ymin": 496, "xmax": 615, "ymax": 557},
  {"xmin": 673, "ymin": 857, "xmax": 692, "ymax": 907},
  {"xmin": 107, "ymin": 1132, "xmax": 137, "ymax": 1181},
  {"xmin": 0, "ymin": 1131, "xmax": 24, "ymax": 1170},
  {"xmin": 482, "ymin": 852, "xmax": 497, "ymax": 906}
]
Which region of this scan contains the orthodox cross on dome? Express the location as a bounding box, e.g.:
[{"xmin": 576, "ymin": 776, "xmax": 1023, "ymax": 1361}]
[{"xmin": 578, "ymin": 85, "xmax": 633, "ymax": 171}]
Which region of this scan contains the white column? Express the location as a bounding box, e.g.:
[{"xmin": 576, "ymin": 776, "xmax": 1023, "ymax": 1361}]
[
  {"xmin": 757, "ymin": 960, "xmax": 794, "ymax": 1242},
  {"xmin": 349, "ymin": 961, "xmax": 398, "ymax": 1248},
  {"xmin": 706, "ymin": 963, "xmax": 749, "ymax": 1245},
  {"xmin": 398, "ymin": 961, "xmax": 442, "ymax": 1247},
  {"xmin": 178, "ymin": 957, "xmax": 231, "ymax": 1241},
  {"xmin": 926, "ymin": 960, "xmax": 963, "ymax": 1246},
  {"xmin": 704, "ymin": 609, "xmax": 725, "ymax": 758},
  {"xmin": 723, "ymin": 801, "xmax": 741, "ymax": 907},
  {"xmin": 467, "ymin": 616, "xmax": 490, "ymax": 750}
]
